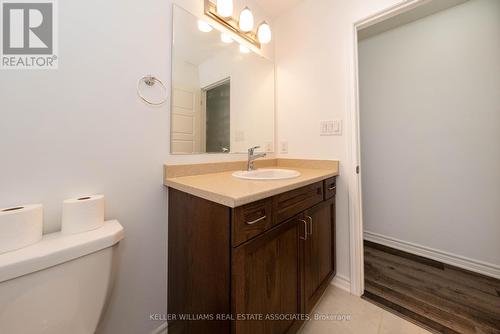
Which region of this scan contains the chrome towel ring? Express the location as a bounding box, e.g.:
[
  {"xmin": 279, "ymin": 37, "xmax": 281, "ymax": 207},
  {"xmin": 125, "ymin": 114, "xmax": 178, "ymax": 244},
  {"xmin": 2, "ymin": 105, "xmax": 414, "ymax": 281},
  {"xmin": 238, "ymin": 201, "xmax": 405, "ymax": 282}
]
[{"xmin": 137, "ymin": 75, "xmax": 168, "ymax": 106}]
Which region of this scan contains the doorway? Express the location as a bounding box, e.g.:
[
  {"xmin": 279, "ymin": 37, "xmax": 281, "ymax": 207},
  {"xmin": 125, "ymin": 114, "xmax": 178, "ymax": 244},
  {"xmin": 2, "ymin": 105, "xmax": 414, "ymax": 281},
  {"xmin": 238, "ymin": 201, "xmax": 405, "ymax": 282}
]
[
  {"xmin": 202, "ymin": 79, "xmax": 231, "ymax": 153},
  {"xmin": 354, "ymin": 0, "xmax": 500, "ymax": 332}
]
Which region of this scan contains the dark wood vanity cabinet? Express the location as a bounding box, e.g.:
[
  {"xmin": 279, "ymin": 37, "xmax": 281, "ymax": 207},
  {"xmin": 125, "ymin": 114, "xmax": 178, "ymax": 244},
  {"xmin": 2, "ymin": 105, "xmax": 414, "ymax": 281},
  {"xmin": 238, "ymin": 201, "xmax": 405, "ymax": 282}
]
[
  {"xmin": 232, "ymin": 217, "xmax": 301, "ymax": 334},
  {"xmin": 168, "ymin": 177, "xmax": 337, "ymax": 334},
  {"xmin": 303, "ymin": 199, "xmax": 336, "ymax": 313}
]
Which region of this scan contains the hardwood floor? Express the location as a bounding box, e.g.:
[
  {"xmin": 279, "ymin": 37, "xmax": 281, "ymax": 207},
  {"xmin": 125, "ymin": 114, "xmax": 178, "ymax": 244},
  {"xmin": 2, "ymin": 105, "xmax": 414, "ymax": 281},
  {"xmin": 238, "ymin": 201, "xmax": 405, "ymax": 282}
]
[{"xmin": 364, "ymin": 240, "xmax": 500, "ymax": 334}]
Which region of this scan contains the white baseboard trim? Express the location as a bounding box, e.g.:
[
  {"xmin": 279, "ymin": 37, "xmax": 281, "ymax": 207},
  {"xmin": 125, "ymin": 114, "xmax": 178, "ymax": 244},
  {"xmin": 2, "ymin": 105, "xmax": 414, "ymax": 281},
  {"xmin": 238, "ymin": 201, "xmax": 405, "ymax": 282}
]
[
  {"xmin": 331, "ymin": 274, "xmax": 351, "ymax": 292},
  {"xmin": 364, "ymin": 231, "xmax": 500, "ymax": 280}
]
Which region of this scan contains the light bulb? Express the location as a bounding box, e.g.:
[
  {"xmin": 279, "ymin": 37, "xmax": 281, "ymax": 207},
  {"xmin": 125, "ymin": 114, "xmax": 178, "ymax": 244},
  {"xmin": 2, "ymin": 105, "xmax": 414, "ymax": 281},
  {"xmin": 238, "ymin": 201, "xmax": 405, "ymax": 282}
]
[
  {"xmin": 216, "ymin": 0, "xmax": 233, "ymax": 17},
  {"xmin": 197, "ymin": 20, "xmax": 213, "ymax": 33},
  {"xmin": 239, "ymin": 44, "xmax": 250, "ymax": 54},
  {"xmin": 239, "ymin": 7, "xmax": 254, "ymax": 32},
  {"xmin": 257, "ymin": 22, "xmax": 272, "ymax": 44},
  {"xmin": 221, "ymin": 33, "xmax": 233, "ymax": 44}
]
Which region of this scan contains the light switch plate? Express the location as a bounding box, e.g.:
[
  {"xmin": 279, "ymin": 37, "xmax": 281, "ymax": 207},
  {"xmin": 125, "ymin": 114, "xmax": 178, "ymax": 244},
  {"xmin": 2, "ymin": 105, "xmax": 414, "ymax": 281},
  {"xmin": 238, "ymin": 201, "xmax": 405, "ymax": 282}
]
[
  {"xmin": 264, "ymin": 142, "xmax": 273, "ymax": 152},
  {"xmin": 320, "ymin": 120, "xmax": 342, "ymax": 136},
  {"xmin": 279, "ymin": 141, "xmax": 288, "ymax": 154}
]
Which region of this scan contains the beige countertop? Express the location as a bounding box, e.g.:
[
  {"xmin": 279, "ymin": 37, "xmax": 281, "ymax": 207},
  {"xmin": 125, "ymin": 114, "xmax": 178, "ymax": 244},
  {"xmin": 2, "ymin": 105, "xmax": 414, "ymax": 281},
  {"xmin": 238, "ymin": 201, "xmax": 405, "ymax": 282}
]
[{"xmin": 164, "ymin": 159, "xmax": 339, "ymax": 208}]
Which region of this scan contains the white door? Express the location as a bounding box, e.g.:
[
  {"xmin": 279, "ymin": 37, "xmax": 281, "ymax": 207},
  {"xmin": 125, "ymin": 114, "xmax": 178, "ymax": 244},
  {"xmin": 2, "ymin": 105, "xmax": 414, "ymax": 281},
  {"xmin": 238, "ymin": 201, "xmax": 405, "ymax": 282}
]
[{"xmin": 171, "ymin": 85, "xmax": 202, "ymax": 153}]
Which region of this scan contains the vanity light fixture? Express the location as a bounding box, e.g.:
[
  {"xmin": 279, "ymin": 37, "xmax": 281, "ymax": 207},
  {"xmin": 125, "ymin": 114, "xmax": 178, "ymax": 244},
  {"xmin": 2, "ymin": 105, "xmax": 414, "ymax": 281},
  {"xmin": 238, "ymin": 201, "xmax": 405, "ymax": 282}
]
[
  {"xmin": 220, "ymin": 32, "xmax": 233, "ymax": 43},
  {"xmin": 216, "ymin": 0, "xmax": 233, "ymax": 17},
  {"xmin": 257, "ymin": 21, "xmax": 272, "ymax": 44},
  {"xmin": 239, "ymin": 44, "xmax": 250, "ymax": 54},
  {"xmin": 239, "ymin": 7, "xmax": 254, "ymax": 32},
  {"xmin": 197, "ymin": 20, "xmax": 213, "ymax": 32},
  {"xmin": 204, "ymin": 0, "xmax": 271, "ymax": 49}
]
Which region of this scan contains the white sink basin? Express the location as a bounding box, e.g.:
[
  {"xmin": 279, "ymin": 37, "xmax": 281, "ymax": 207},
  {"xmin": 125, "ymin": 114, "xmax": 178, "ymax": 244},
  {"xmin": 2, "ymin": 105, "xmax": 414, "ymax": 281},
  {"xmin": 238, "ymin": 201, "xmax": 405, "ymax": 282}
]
[{"xmin": 232, "ymin": 169, "xmax": 301, "ymax": 180}]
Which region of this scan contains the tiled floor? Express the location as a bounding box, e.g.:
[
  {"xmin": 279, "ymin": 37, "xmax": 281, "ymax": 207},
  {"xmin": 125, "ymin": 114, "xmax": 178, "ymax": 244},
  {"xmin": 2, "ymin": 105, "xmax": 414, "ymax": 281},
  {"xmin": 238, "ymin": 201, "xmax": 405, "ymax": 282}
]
[{"xmin": 299, "ymin": 285, "xmax": 432, "ymax": 334}]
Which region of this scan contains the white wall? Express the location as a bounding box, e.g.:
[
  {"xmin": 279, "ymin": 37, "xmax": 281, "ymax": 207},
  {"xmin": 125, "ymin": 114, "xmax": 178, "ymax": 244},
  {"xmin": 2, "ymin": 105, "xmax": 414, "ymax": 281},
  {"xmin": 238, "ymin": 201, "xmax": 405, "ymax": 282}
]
[
  {"xmin": 0, "ymin": 1, "xmax": 273, "ymax": 333},
  {"xmin": 173, "ymin": 57, "xmax": 200, "ymax": 89},
  {"xmin": 0, "ymin": 0, "xmax": 171, "ymax": 333},
  {"xmin": 274, "ymin": 0, "xmax": 404, "ymax": 285},
  {"xmin": 199, "ymin": 49, "xmax": 275, "ymax": 153},
  {"xmin": 359, "ymin": 0, "xmax": 500, "ymax": 266}
]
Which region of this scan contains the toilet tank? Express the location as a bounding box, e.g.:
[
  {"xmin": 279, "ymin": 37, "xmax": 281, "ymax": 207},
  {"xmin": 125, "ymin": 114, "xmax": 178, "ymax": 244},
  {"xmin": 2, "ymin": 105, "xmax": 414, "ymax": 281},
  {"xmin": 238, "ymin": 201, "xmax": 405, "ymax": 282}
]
[{"xmin": 0, "ymin": 220, "xmax": 124, "ymax": 334}]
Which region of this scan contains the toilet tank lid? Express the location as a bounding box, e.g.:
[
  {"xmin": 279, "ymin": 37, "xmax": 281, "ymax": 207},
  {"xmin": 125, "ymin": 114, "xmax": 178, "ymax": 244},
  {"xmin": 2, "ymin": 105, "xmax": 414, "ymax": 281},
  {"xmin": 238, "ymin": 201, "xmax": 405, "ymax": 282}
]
[{"xmin": 0, "ymin": 220, "xmax": 124, "ymax": 283}]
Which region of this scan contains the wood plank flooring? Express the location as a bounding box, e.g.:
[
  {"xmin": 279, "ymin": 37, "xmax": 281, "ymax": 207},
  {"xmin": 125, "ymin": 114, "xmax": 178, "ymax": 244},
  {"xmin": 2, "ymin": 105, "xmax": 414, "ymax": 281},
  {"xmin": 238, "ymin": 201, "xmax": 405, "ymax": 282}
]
[{"xmin": 364, "ymin": 240, "xmax": 500, "ymax": 334}]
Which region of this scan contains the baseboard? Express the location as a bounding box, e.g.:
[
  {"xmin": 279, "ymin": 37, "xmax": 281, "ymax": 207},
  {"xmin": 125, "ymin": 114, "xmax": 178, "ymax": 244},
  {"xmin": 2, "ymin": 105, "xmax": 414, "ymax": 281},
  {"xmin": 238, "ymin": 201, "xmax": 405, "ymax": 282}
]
[
  {"xmin": 364, "ymin": 231, "xmax": 500, "ymax": 280},
  {"xmin": 331, "ymin": 274, "xmax": 351, "ymax": 292}
]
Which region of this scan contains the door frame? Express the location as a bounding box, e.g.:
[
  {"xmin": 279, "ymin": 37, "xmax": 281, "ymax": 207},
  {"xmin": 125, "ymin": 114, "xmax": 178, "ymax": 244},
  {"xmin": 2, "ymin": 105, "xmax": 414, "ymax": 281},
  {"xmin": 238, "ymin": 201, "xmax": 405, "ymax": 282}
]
[
  {"xmin": 347, "ymin": 0, "xmax": 431, "ymax": 296},
  {"xmin": 201, "ymin": 77, "xmax": 231, "ymax": 153}
]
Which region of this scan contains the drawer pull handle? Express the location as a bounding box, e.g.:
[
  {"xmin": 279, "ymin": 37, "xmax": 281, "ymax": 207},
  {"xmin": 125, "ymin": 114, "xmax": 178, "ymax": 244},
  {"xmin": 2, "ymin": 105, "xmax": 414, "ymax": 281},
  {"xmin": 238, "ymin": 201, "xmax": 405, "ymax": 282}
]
[
  {"xmin": 306, "ymin": 215, "xmax": 313, "ymax": 235},
  {"xmin": 299, "ymin": 219, "xmax": 308, "ymax": 240},
  {"xmin": 246, "ymin": 215, "xmax": 267, "ymax": 225},
  {"xmin": 328, "ymin": 185, "xmax": 336, "ymax": 191}
]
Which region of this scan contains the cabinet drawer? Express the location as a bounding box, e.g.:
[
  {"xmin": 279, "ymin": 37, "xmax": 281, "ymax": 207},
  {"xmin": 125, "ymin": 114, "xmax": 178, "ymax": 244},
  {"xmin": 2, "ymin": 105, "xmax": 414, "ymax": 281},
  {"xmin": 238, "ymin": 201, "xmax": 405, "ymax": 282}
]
[
  {"xmin": 232, "ymin": 198, "xmax": 274, "ymax": 247},
  {"xmin": 274, "ymin": 182, "xmax": 324, "ymax": 223},
  {"xmin": 324, "ymin": 177, "xmax": 337, "ymax": 200}
]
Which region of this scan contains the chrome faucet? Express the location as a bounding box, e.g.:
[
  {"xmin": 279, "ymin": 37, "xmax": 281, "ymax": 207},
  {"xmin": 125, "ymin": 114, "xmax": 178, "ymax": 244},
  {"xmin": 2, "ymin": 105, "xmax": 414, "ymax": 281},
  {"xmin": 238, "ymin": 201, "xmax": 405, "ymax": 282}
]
[{"xmin": 247, "ymin": 146, "xmax": 266, "ymax": 171}]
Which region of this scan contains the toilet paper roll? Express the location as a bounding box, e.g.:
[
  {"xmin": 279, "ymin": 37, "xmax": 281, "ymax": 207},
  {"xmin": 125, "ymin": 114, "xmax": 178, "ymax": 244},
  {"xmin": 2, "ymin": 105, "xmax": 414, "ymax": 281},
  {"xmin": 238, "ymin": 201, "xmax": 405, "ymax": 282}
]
[
  {"xmin": 61, "ymin": 195, "xmax": 105, "ymax": 234},
  {"xmin": 0, "ymin": 204, "xmax": 43, "ymax": 254}
]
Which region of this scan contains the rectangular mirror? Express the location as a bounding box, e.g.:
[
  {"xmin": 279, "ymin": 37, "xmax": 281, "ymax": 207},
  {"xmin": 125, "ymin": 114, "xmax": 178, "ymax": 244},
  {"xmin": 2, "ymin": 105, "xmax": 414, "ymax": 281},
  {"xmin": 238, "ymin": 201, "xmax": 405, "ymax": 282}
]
[{"xmin": 171, "ymin": 5, "xmax": 275, "ymax": 154}]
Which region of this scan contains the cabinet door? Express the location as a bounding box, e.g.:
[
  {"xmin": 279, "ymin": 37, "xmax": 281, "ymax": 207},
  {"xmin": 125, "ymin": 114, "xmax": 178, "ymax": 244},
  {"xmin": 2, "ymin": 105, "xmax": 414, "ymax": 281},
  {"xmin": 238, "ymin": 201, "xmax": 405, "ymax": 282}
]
[
  {"xmin": 232, "ymin": 218, "xmax": 303, "ymax": 334},
  {"xmin": 303, "ymin": 199, "xmax": 336, "ymax": 313}
]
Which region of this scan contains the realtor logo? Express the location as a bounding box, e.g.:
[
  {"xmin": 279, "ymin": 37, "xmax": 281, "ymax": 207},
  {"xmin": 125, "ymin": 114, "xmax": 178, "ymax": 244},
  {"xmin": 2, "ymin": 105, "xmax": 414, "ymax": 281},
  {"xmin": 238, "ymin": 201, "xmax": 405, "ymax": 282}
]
[{"xmin": 1, "ymin": 0, "xmax": 58, "ymax": 69}]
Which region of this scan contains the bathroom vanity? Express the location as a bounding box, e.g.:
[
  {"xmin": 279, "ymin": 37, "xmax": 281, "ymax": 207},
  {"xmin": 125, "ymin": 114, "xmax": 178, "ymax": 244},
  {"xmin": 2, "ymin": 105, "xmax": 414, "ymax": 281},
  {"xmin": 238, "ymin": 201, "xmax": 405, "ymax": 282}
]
[
  {"xmin": 165, "ymin": 160, "xmax": 339, "ymax": 334},
  {"xmin": 167, "ymin": 8, "xmax": 338, "ymax": 331}
]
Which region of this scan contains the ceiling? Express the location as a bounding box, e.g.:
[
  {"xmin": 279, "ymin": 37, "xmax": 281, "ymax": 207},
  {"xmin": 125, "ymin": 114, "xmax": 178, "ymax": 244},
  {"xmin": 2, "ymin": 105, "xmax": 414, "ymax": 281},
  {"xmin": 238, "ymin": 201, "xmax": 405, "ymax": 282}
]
[{"xmin": 254, "ymin": 0, "xmax": 303, "ymax": 19}]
